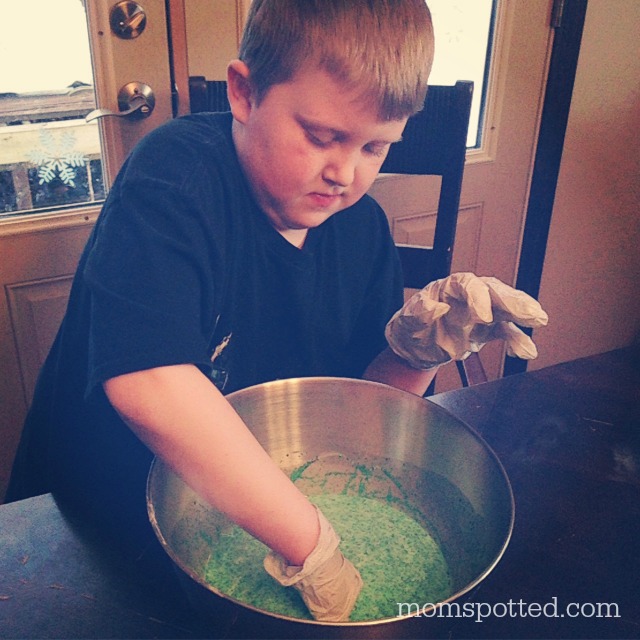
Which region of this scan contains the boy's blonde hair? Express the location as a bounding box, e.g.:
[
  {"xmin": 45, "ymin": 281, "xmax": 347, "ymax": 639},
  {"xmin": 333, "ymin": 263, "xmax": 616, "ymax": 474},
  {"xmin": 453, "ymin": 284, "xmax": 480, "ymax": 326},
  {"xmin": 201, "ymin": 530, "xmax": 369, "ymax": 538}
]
[{"xmin": 238, "ymin": 0, "xmax": 434, "ymax": 120}]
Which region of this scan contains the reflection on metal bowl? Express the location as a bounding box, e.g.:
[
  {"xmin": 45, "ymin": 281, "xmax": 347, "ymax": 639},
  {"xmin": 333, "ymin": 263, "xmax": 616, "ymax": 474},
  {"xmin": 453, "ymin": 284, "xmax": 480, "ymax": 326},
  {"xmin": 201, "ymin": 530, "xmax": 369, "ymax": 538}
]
[{"xmin": 147, "ymin": 377, "xmax": 514, "ymax": 638}]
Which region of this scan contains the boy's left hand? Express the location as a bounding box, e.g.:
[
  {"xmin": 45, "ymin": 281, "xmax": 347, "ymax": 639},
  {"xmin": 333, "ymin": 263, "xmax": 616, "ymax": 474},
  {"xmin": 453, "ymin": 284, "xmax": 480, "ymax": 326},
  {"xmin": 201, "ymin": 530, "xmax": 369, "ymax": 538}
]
[{"xmin": 385, "ymin": 272, "xmax": 548, "ymax": 370}]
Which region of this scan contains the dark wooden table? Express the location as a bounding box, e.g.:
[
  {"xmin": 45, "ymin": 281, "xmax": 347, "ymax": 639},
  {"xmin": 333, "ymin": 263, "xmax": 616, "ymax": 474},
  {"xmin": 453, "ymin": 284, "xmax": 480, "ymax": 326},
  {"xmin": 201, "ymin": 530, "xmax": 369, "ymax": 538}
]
[{"xmin": 1, "ymin": 347, "xmax": 639, "ymax": 639}]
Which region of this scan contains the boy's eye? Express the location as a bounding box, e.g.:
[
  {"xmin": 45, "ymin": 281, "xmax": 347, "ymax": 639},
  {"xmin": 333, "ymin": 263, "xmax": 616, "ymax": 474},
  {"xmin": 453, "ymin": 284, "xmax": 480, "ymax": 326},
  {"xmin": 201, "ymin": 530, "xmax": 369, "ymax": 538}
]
[
  {"xmin": 302, "ymin": 122, "xmax": 391, "ymax": 158},
  {"xmin": 305, "ymin": 129, "xmax": 333, "ymax": 148},
  {"xmin": 364, "ymin": 142, "xmax": 389, "ymax": 158}
]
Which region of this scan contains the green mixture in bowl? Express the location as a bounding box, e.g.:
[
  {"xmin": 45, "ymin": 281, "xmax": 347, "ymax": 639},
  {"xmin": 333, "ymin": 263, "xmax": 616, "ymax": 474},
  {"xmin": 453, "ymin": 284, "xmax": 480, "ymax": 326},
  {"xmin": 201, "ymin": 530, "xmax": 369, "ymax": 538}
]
[{"xmin": 202, "ymin": 457, "xmax": 453, "ymax": 621}]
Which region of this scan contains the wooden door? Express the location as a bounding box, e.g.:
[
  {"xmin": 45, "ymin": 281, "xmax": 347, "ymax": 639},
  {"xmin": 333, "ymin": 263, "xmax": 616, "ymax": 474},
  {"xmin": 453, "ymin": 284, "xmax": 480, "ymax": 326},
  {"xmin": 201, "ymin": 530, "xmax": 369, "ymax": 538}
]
[{"xmin": 0, "ymin": 0, "xmax": 175, "ymax": 501}]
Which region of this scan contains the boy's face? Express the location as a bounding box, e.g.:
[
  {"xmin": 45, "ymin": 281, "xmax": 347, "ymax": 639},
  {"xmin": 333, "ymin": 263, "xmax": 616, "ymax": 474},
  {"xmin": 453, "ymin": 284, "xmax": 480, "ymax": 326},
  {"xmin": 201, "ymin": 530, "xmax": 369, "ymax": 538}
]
[{"xmin": 230, "ymin": 63, "xmax": 408, "ymax": 246}]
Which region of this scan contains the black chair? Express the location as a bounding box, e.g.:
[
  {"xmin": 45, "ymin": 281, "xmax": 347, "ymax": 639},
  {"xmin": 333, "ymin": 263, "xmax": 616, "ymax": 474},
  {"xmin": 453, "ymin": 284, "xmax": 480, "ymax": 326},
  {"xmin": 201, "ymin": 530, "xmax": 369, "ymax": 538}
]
[
  {"xmin": 187, "ymin": 77, "xmax": 485, "ymax": 388},
  {"xmin": 378, "ymin": 80, "xmax": 486, "ymax": 388},
  {"xmin": 188, "ymin": 76, "xmax": 230, "ymax": 114},
  {"xmin": 380, "ymin": 81, "xmax": 473, "ymax": 286}
]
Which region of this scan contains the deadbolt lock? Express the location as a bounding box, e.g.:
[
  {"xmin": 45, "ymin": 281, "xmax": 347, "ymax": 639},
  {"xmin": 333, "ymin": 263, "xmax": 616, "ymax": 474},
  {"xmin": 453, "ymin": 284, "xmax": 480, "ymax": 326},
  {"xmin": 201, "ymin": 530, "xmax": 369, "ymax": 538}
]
[{"xmin": 110, "ymin": 1, "xmax": 147, "ymax": 39}]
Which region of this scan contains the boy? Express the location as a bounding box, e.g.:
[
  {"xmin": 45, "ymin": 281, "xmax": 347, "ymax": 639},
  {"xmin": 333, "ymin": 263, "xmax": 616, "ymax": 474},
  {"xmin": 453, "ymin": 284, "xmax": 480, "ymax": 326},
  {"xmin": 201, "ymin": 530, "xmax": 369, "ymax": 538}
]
[{"xmin": 7, "ymin": 0, "xmax": 546, "ymax": 622}]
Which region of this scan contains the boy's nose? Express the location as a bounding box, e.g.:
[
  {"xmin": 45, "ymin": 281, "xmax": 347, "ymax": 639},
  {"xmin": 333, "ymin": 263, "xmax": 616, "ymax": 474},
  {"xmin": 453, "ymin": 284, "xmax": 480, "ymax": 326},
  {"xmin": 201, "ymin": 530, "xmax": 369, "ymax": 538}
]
[{"xmin": 322, "ymin": 149, "xmax": 357, "ymax": 188}]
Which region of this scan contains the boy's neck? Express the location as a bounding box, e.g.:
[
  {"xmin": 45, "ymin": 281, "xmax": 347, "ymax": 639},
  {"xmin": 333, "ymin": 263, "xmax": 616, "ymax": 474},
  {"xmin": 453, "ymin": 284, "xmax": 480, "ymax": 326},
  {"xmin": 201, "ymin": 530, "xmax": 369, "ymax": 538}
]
[{"xmin": 279, "ymin": 228, "xmax": 308, "ymax": 248}]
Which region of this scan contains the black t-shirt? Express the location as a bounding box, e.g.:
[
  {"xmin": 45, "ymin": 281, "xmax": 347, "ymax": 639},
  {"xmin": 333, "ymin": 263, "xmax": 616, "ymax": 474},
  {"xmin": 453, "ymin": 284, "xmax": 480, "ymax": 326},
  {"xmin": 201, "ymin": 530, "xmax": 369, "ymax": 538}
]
[{"xmin": 8, "ymin": 112, "xmax": 403, "ymax": 553}]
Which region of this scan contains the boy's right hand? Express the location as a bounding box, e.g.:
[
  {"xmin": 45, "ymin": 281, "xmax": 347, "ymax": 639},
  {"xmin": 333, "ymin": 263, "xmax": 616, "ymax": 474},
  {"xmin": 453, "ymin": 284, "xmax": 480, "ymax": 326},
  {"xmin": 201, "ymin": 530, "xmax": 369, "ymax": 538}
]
[{"xmin": 263, "ymin": 506, "xmax": 362, "ymax": 622}]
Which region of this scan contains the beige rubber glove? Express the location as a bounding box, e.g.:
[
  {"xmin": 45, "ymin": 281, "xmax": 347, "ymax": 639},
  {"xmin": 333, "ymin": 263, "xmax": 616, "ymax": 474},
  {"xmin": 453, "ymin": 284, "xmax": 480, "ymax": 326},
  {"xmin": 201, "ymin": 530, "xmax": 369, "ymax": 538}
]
[
  {"xmin": 263, "ymin": 507, "xmax": 362, "ymax": 622},
  {"xmin": 386, "ymin": 272, "xmax": 549, "ymax": 369}
]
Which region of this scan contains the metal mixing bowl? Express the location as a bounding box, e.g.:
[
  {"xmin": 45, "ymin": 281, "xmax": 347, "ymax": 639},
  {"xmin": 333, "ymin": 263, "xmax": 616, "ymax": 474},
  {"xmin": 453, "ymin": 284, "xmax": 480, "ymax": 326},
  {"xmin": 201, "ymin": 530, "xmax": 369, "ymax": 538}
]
[{"xmin": 147, "ymin": 377, "xmax": 514, "ymax": 638}]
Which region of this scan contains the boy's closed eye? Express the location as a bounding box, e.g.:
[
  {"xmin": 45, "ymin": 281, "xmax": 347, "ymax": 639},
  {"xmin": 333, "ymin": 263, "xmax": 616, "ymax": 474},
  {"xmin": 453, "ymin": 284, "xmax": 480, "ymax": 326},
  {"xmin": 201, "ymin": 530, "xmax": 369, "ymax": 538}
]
[
  {"xmin": 363, "ymin": 142, "xmax": 392, "ymax": 158},
  {"xmin": 299, "ymin": 119, "xmax": 344, "ymax": 148},
  {"xmin": 305, "ymin": 128, "xmax": 336, "ymax": 148},
  {"xmin": 300, "ymin": 120, "xmax": 398, "ymax": 158}
]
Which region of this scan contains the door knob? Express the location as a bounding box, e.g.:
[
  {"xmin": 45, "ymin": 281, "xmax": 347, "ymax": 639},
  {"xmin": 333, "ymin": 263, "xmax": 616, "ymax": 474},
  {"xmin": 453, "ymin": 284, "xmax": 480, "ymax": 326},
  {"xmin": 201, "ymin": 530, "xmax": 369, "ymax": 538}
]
[{"xmin": 86, "ymin": 82, "xmax": 155, "ymax": 122}]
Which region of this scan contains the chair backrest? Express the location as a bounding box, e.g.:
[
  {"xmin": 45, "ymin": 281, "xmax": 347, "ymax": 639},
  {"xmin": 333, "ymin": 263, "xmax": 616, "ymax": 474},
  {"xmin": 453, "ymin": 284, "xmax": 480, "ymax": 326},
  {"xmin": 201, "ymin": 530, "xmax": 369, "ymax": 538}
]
[{"xmin": 380, "ymin": 81, "xmax": 473, "ymax": 288}]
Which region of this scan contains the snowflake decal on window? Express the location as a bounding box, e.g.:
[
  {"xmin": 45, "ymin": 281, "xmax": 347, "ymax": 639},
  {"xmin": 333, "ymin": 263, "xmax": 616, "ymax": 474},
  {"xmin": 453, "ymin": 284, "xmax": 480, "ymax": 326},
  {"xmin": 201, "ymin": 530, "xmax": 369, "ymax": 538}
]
[{"xmin": 28, "ymin": 129, "xmax": 88, "ymax": 188}]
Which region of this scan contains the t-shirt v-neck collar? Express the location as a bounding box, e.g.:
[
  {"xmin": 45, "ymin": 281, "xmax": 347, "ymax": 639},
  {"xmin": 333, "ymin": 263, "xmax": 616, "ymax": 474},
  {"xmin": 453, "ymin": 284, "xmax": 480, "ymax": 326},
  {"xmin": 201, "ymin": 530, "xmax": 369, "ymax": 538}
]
[{"xmin": 250, "ymin": 203, "xmax": 323, "ymax": 267}]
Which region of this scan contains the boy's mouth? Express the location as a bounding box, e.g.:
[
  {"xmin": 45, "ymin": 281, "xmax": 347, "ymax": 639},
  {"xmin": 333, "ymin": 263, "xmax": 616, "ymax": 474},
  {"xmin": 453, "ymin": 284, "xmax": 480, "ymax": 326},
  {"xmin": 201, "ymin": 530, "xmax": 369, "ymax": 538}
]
[{"xmin": 308, "ymin": 192, "xmax": 343, "ymax": 208}]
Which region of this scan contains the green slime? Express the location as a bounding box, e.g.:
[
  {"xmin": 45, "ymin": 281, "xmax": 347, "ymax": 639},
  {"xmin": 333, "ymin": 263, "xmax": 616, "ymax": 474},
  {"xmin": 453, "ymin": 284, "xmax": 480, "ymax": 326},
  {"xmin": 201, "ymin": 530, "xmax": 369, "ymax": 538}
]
[{"xmin": 203, "ymin": 489, "xmax": 452, "ymax": 621}]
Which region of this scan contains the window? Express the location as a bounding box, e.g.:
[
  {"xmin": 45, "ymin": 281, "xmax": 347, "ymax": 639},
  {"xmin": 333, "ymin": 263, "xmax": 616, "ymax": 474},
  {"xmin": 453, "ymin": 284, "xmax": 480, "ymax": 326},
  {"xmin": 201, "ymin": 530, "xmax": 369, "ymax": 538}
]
[
  {"xmin": 0, "ymin": 0, "xmax": 103, "ymax": 217},
  {"xmin": 428, "ymin": 0, "xmax": 496, "ymax": 148}
]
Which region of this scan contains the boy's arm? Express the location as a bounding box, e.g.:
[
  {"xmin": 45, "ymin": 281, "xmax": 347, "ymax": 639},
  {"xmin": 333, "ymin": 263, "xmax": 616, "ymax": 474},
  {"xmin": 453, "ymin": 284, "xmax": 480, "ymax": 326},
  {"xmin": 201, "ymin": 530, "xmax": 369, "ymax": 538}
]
[
  {"xmin": 363, "ymin": 347, "xmax": 439, "ymax": 396},
  {"xmin": 103, "ymin": 363, "xmax": 319, "ymax": 565},
  {"xmin": 104, "ymin": 363, "xmax": 363, "ymax": 620}
]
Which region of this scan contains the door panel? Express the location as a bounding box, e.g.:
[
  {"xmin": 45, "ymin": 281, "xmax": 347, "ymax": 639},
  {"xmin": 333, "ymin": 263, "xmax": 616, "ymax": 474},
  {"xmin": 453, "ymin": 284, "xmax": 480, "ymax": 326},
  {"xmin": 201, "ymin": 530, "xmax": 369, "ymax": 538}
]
[
  {"xmin": 0, "ymin": 218, "xmax": 95, "ymax": 499},
  {"xmin": 8, "ymin": 277, "xmax": 74, "ymax": 403}
]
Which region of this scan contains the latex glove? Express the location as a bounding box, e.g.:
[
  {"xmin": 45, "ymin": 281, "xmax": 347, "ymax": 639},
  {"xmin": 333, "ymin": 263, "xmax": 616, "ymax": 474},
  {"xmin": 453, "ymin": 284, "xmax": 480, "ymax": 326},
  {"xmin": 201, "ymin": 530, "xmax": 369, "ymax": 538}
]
[
  {"xmin": 263, "ymin": 507, "xmax": 362, "ymax": 622},
  {"xmin": 386, "ymin": 272, "xmax": 549, "ymax": 369}
]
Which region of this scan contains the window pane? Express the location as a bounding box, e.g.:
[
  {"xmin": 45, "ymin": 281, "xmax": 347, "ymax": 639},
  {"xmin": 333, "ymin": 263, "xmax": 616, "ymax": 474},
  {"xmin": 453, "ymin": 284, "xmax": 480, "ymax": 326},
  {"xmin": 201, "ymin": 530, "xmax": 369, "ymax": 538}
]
[
  {"xmin": 0, "ymin": 0, "xmax": 104, "ymax": 217},
  {"xmin": 428, "ymin": 0, "xmax": 496, "ymax": 148}
]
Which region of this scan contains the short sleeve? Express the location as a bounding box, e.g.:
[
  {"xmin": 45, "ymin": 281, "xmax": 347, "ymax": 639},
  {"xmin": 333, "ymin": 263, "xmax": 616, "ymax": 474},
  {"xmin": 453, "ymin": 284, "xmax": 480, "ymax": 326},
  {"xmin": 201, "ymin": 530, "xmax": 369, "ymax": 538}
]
[{"xmin": 82, "ymin": 122, "xmax": 231, "ymax": 391}]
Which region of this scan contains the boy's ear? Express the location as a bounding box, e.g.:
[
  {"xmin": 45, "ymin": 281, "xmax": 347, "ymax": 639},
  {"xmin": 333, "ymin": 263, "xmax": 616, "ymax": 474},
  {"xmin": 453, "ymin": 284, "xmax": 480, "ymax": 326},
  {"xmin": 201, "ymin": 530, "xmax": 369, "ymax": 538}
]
[{"xmin": 227, "ymin": 60, "xmax": 254, "ymax": 123}]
